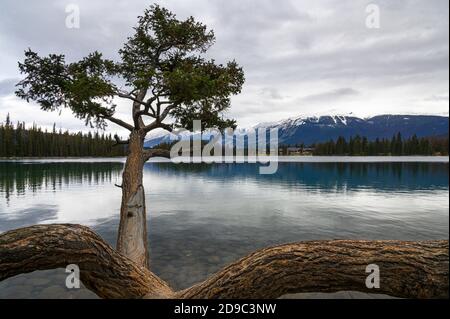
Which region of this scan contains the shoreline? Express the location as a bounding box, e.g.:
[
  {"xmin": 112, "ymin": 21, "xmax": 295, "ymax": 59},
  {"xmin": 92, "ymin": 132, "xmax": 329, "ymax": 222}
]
[{"xmin": 1, "ymin": 155, "xmax": 448, "ymax": 163}]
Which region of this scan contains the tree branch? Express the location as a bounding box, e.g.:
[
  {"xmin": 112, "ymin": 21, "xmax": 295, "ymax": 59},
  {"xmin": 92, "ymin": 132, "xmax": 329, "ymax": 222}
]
[
  {"xmin": 132, "ymin": 89, "xmax": 148, "ymax": 129},
  {"xmin": 1, "ymin": 225, "xmax": 448, "ymax": 299},
  {"xmin": 104, "ymin": 116, "xmax": 134, "ymax": 131},
  {"xmin": 117, "ymin": 92, "xmax": 148, "ymax": 106},
  {"xmin": 141, "ymin": 102, "xmax": 177, "ymax": 133},
  {"xmin": 135, "ymin": 110, "xmax": 156, "ymax": 119},
  {"xmin": 143, "ymin": 149, "xmax": 171, "ymax": 162},
  {"xmin": 145, "ymin": 96, "xmax": 158, "ymax": 111},
  {"xmin": 158, "ymin": 103, "xmax": 177, "ymax": 122},
  {"xmin": 142, "ymin": 120, "xmax": 159, "ymax": 133},
  {"xmin": 158, "ymin": 122, "xmax": 174, "ymax": 132},
  {"xmin": 142, "ymin": 120, "xmax": 174, "ymax": 134},
  {"xmin": 176, "ymin": 240, "xmax": 449, "ymax": 299},
  {"xmin": 0, "ymin": 224, "xmax": 173, "ymax": 299},
  {"xmin": 113, "ymin": 134, "xmax": 129, "ymax": 146}
]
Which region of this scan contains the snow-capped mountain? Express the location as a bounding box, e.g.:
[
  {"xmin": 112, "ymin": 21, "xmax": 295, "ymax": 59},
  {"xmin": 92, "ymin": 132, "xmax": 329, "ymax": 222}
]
[
  {"xmin": 271, "ymin": 115, "xmax": 448, "ymax": 145},
  {"xmin": 144, "ymin": 114, "xmax": 449, "ymax": 148}
]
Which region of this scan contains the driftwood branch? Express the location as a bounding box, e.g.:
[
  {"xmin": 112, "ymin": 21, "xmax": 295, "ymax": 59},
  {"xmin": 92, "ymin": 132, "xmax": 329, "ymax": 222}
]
[{"xmin": 0, "ymin": 224, "xmax": 448, "ymax": 299}]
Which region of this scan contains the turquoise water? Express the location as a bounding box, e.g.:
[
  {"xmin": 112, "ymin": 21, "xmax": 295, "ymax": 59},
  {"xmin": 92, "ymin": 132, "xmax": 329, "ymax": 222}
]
[{"xmin": 0, "ymin": 159, "xmax": 448, "ymax": 298}]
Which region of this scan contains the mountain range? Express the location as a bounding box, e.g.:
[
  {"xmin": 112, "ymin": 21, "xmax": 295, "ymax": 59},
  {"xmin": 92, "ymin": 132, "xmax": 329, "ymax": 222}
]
[{"xmin": 144, "ymin": 114, "xmax": 449, "ymax": 148}]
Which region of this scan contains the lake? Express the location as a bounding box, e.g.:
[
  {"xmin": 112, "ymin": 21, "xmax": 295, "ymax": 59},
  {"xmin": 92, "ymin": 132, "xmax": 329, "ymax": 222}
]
[{"xmin": 0, "ymin": 158, "xmax": 448, "ymax": 298}]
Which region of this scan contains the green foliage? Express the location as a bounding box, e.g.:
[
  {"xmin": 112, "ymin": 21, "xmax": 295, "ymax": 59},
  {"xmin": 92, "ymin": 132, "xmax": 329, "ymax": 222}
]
[
  {"xmin": 16, "ymin": 50, "xmax": 118, "ymax": 128},
  {"xmin": 16, "ymin": 4, "xmax": 244, "ymax": 133},
  {"xmin": 119, "ymin": 5, "xmax": 215, "ymax": 88}
]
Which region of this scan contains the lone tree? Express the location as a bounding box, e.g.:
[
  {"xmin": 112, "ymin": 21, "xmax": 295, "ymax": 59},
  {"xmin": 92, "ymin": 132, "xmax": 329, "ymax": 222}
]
[
  {"xmin": 1, "ymin": 5, "xmax": 447, "ymax": 299},
  {"xmin": 15, "ymin": 5, "xmax": 244, "ymax": 268}
]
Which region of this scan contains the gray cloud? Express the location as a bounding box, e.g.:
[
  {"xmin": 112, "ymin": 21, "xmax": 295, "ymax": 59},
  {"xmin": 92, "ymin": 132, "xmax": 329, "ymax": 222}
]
[
  {"xmin": 0, "ymin": 0, "xmax": 448, "ymax": 130},
  {"xmin": 425, "ymin": 94, "xmax": 449, "ymax": 102},
  {"xmin": 299, "ymin": 88, "xmax": 359, "ymax": 104},
  {"xmin": 260, "ymin": 88, "xmax": 284, "ymax": 100}
]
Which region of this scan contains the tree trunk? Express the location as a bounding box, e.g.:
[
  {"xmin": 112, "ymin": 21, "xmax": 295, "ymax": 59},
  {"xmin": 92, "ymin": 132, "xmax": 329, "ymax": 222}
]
[
  {"xmin": 116, "ymin": 130, "xmax": 149, "ymax": 269},
  {"xmin": 1, "ymin": 224, "xmax": 448, "ymax": 299}
]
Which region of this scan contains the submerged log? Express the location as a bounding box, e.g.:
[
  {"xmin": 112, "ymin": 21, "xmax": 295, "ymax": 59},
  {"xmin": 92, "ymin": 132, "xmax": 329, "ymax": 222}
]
[{"xmin": 0, "ymin": 224, "xmax": 448, "ymax": 299}]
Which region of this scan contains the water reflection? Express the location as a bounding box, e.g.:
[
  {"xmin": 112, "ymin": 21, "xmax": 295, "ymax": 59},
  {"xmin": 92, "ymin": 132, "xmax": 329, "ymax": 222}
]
[
  {"xmin": 1, "ymin": 162, "xmax": 447, "ymax": 200},
  {"xmin": 147, "ymin": 162, "xmax": 449, "ymax": 191},
  {"xmin": 0, "ymin": 205, "xmax": 59, "ymax": 230},
  {"xmin": 0, "ymin": 162, "xmax": 123, "ymax": 202},
  {"xmin": 0, "ymin": 160, "xmax": 448, "ymax": 298},
  {"xmin": 0, "ymin": 162, "xmax": 123, "ymax": 230}
]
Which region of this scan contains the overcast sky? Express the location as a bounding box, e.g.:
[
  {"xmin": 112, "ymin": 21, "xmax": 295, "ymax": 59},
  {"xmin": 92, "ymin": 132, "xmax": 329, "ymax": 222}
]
[{"xmin": 0, "ymin": 0, "xmax": 448, "ymax": 137}]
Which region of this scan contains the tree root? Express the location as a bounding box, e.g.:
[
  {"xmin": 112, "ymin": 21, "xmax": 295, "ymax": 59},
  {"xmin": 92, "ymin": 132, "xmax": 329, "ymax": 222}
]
[{"xmin": 0, "ymin": 224, "xmax": 448, "ymax": 299}]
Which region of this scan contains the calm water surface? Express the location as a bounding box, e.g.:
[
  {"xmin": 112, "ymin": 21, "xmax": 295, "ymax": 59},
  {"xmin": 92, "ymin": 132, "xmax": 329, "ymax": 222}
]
[{"xmin": 0, "ymin": 159, "xmax": 448, "ymax": 298}]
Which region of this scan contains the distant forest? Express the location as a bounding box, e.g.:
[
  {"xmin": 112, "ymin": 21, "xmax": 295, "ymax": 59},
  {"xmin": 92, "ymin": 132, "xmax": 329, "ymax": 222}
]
[
  {"xmin": 1, "ymin": 115, "xmax": 448, "ymax": 157},
  {"xmin": 0, "ymin": 115, "xmax": 126, "ymax": 157},
  {"xmin": 309, "ymin": 133, "xmax": 448, "ymax": 156}
]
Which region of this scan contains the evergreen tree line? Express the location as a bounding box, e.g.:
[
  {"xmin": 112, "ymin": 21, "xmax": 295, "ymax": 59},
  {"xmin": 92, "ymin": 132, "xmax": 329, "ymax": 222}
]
[
  {"xmin": 312, "ymin": 133, "xmax": 449, "ymax": 156},
  {"xmin": 0, "ymin": 115, "xmax": 126, "ymax": 157}
]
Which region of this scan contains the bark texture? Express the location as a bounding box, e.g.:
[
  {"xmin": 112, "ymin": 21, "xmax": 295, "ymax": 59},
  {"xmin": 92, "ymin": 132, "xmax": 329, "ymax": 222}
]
[
  {"xmin": 116, "ymin": 129, "xmax": 170, "ymax": 269},
  {"xmin": 0, "ymin": 224, "xmax": 173, "ymax": 298},
  {"xmin": 177, "ymin": 240, "xmax": 449, "ymax": 299},
  {"xmin": 116, "ymin": 130, "xmax": 149, "ymax": 269},
  {"xmin": 0, "ymin": 224, "xmax": 448, "ymax": 299}
]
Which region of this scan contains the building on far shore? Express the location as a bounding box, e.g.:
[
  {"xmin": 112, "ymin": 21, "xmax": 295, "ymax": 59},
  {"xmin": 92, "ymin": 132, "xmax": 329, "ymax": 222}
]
[{"xmin": 282, "ymin": 147, "xmax": 315, "ymax": 156}]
